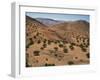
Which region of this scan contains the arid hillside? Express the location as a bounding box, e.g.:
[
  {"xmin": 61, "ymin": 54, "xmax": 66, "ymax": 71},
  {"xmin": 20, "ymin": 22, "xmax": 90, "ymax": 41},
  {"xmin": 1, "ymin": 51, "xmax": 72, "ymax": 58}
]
[
  {"xmin": 26, "ymin": 16, "xmax": 90, "ymax": 67},
  {"xmin": 50, "ymin": 20, "xmax": 89, "ymax": 45}
]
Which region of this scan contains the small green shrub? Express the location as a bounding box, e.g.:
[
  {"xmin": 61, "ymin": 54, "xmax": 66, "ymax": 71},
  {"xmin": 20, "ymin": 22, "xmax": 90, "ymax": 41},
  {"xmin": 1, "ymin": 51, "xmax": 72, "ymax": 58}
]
[
  {"xmin": 45, "ymin": 63, "xmax": 55, "ymax": 66},
  {"xmin": 59, "ymin": 44, "xmax": 63, "ymax": 48},
  {"xmin": 69, "ymin": 45, "xmax": 74, "ymax": 50},
  {"xmin": 48, "ymin": 40, "xmax": 51, "ymax": 45},
  {"xmin": 71, "ymin": 43, "xmax": 76, "ymax": 46},
  {"xmin": 34, "ymin": 36, "xmax": 36, "ymax": 39},
  {"xmin": 37, "ymin": 40, "xmax": 41, "ymax": 44},
  {"xmin": 86, "ymin": 53, "xmax": 89, "ymax": 58},
  {"xmin": 26, "ymin": 58, "xmax": 32, "ymax": 67},
  {"xmin": 40, "ymin": 47, "xmax": 44, "ymax": 50},
  {"xmin": 33, "ymin": 50, "xmax": 40, "ymax": 56},
  {"xmin": 54, "ymin": 47, "xmax": 58, "ymax": 51},
  {"xmin": 45, "ymin": 58, "xmax": 48, "ymax": 61},
  {"xmin": 63, "ymin": 48, "xmax": 68, "ymax": 53},
  {"xmin": 26, "ymin": 38, "xmax": 34, "ymax": 48},
  {"xmin": 36, "ymin": 32, "xmax": 39, "ymax": 36},
  {"xmin": 54, "ymin": 41, "xmax": 57, "ymax": 44},
  {"xmin": 81, "ymin": 47, "xmax": 87, "ymax": 52},
  {"xmin": 54, "ymin": 54, "xmax": 57, "ymax": 57},
  {"xmin": 26, "ymin": 33, "xmax": 28, "ymax": 36},
  {"xmin": 43, "ymin": 39, "xmax": 47, "ymax": 43},
  {"xmin": 43, "ymin": 43, "xmax": 47, "ymax": 48},
  {"xmin": 68, "ymin": 61, "xmax": 74, "ymax": 65}
]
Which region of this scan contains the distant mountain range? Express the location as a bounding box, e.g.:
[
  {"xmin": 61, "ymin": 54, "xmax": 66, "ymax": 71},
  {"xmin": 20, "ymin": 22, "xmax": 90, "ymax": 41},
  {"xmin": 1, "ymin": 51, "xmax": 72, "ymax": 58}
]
[{"xmin": 36, "ymin": 18, "xmax": 65, "ymax": 26}]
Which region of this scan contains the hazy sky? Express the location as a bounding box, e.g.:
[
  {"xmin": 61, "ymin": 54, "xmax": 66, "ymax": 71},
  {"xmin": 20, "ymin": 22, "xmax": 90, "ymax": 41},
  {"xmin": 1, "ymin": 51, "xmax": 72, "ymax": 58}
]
[{"xmin": 26, "ymin": 12, "xmax": 89, "ymax": 22}]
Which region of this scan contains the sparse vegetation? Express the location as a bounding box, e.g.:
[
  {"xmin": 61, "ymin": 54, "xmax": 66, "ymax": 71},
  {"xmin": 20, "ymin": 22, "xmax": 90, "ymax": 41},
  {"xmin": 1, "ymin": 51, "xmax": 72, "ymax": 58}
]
[
  {"xmin": 43, "ymin": 43, "xmax": 47, "ymax": 48},
  {"xmin": 79, "ymin": 44, "xmax": 87, "ymax": 52},
  {"xmin": 57, "ymin": 40, "xmax": 60, "ymax": 43},
  {"xmin": 54, "ymin": 54, "xmax": 57, "ymax": 57},
  {"xmin": 68, "ymin": 61, "xmax": 74, "ymax": 65},
  {"xmin": 26, "ymin": 54, "xmax": 31, "ymax": 67},
  {"xmin": 40, "ymin": 47, "xmax": 44, "ymax": 50},
  {"xmin": 26, "ymin": 38, "xmax": 34, "ymax": 48},
  {"xmin": 37, "ymin": 40, "xmax": 41, "ymax": 44},
  {"xmin": 54, "ymin": 41, "xmax": 57, "ymax": 44},
  {"xmin": 33, "ymin": 50, "xmax": 40, "ymax": 56},
  {"xmin": 36, "ymin": 32, "xmax": 39, "ymax": 36},
  {"xmin": 54, "ymin": 47, "xmax": 58, "ymax": 51},
  {"xmin": 45, "ymin": 63, "xmax": 55, "ymax": 66},
  {"xmin": 34, "ymin": 35, "xmax": 36, "ymax": 39},
  {"xmin": 49, "ymin": 50, "xmax": 55, "ymax": 54},
  {"xmin": 81, "ymin": 47, "xmax": 87, "ymax": 52},
  {"xmin": 26, "ymin": 63, "xmax": 32, "ymax": 67},
  {"xmin": 45, "ymin": 58, "xmax": 48, "ymax": 61},
  {"xmin": 69, "ymin": 44, "xmax": 74, "ymax": 50},
  {"xmin": 75, "ymin": 57, "xmax": 78, "ymax": 59},
  {"xmin": 48, "ymin": 40, "xmax": 51, "ymax": 45},
  {"xmin": 83, "ymin": 38, "xmax": 85, "ymax": 43},
  {"xmin": 77, "ymin": 39, "xmax": 79, "ymax": 43},
  {"xmin": 79, "ymin": 44, "xmax": 83, "ymax": 48},
  {"xmin": 63, "ymin": 48, "xmax": 68, "ymax": 53},
  {"xmin": 86, "ymin": 53, "xmax": 89, "ymax": 58},
  {"xmin": 43, "ymin": 39, "xmax": 47, "ymax": 43},
  {"xmin": 59, "ymin": 44, "xmax": 63, "ymax": 48},
  {"xmin": 26, "ymin": 33, "xmax": 28, "ymax": 36}
]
